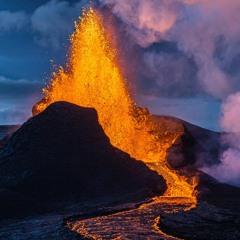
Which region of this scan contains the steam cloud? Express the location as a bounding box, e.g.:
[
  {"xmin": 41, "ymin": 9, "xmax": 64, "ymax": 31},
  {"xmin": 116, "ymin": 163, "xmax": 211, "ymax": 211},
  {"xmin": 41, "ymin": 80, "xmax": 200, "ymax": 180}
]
[
  {"xmin": 99, "ymin": 0, "xmax": 240, "ymax": 186},
  {"xmin": 203, "ymin": 93, "xmax": 240, "ymax": 187},
  {"xmin": 99, "ymin": 0, "xmax": 240, "ymax": 98}
]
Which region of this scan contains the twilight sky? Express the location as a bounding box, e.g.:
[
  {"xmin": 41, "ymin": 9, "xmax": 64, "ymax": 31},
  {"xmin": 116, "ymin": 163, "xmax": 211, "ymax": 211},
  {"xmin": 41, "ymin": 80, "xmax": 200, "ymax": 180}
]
[
  {"xmin": 1, "ymin": 0, "xmax": 237, "ymax": 131},
  {"xmin": 0, "ymin": 0, "xmax": 87, "ymax": 125}
]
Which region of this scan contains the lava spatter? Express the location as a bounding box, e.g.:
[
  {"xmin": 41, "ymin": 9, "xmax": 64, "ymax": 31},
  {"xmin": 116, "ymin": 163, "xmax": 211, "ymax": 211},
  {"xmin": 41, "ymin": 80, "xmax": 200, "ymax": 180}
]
[{"xmin": 33, "ymin": 8, "xmax": 197, "ymax": 201}]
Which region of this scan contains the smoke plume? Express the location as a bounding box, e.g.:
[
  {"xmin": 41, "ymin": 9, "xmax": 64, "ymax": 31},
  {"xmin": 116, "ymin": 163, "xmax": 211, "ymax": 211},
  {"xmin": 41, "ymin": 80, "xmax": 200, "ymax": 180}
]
[
  {"xmin": 202, "ymin": 92, "xmax": 240, "ymax": 187},
  {"xmin": 98, "ymin": 0, "xmax": 240, "ymax": 186},
  {"xmin": 99, "ymin": 0, "xmax": 240, "ymax": 98}
]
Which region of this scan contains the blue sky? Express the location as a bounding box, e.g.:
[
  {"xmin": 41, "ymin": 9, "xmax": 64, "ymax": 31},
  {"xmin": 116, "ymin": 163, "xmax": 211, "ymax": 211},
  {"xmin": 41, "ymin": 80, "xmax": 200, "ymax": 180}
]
[{"xmin": 0, "ymin": 1, "xmax": 226, "ymax": 131}]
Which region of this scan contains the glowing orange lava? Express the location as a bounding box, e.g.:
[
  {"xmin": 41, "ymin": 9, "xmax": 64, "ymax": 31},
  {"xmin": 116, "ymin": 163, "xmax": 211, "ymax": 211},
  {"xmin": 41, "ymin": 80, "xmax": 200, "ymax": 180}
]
[{"xmin": 34, "ymin": 8, "xmax": 197, "ymax": 201}]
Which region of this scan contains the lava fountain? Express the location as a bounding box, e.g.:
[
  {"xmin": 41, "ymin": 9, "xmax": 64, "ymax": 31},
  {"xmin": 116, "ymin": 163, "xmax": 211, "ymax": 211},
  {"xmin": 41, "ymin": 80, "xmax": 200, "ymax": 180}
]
[{"xmin": 33, "ymin": 8, "xmax": 197, "ymax": 201}]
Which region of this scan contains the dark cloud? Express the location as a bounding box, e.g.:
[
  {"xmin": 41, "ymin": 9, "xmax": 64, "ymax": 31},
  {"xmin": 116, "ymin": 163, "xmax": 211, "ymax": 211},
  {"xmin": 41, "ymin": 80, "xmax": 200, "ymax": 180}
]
[
  {"xmin": 0, "ymin": 1, "xmax": 89, "ymax": 49},
  {"xmin": 0, "ymin": 76, "xmax": 42, "ymax": 98},
  {"xmin": 0, "ymin": 1, "xmax": 50, "ymax": 13},
  {"xmin": 0, "ymin": 10, "xmax": 28, "ymax": 32},
  {"xmin": 31, "ymin": 0, "xmax": 88, "ymax": 49},
  {"xmin": 135, "ymin": 47, "xmax": 198, "ymax": 98},
  {"xmin": 0, "ymin": 0, "xmax": 90, "ymax": 80},
  {"xmin": 0, "ymin": 0, "xmax": 83, "ymax": 13},
  {"xmin": 0, "ymin": 76, "xmax": 43, "ymax": 124}
]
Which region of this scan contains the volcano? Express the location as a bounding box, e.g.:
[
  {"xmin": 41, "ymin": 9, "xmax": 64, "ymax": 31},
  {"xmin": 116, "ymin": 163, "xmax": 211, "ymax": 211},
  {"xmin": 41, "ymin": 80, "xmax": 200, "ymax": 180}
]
[
  {"xmin": 0, "ymin": 103, "xmax": 239, "ymax": 239},
  {"xmin": 0, "ymin": 101, "xmax": 166, "ymax": 219},
  {"xmin": 1, "ymin": 6, "xmax": 240, "ymax": 240}
]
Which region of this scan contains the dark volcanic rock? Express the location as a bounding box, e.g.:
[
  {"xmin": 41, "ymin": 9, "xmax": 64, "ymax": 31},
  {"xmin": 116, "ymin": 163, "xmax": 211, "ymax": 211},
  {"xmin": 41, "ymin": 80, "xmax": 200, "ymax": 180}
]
[
  {"xmin": 166, "ymin": 125, "xmax": 196, "ymax": 169},
  {"xmin": 0, "ymin": 125, "xmax": 20, "ymax": 147},
  {"xmin": 0, "ymin": 102, "xmax": 166, "ymax": 219},
  {"xmin": 165, "ymin": 117, "xmax": 222, "ymax": 170},
  {"xmin": 153, "ymin": 116, "xmax": 240, "ymax": 211},
  {"xmin": 159, "ymin": 202, "xmax": 240, "ymax": 240},
  {"xmin": 196, "ymin": 171, "xmax": 240, "ymax": 211}
]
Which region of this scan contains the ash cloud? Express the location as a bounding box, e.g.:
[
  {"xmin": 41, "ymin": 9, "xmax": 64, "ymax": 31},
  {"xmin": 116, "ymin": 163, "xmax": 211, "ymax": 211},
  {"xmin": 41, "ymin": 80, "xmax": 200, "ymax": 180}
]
[{"xmin": 99, "ymin": 0, "xmax": 240, "ymax": 186}]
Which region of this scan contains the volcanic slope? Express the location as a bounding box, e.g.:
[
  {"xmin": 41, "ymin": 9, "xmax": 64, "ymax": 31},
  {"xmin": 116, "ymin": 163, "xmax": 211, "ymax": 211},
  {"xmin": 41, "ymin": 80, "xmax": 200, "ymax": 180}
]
[
  {"xmin": 66, "ymin": 115, "xmax": 240, "ymax": 240},
  {"xmin": 0, "ymin": 101, "xmax": 166, "ymax": 219},
  {"xmin": 0, "ymin": 125, "xmax": 20, "ymax": 147},
  {"xmin": 0, "ymin": 103, "xmax": 240, "ymax": 239}
]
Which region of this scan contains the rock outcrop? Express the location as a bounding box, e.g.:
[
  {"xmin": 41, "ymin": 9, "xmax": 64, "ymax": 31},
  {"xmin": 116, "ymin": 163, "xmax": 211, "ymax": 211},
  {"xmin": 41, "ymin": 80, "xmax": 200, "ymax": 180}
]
[{"xmin": 164, "ymin": 116, "xmax": 222, "ymax": 170}]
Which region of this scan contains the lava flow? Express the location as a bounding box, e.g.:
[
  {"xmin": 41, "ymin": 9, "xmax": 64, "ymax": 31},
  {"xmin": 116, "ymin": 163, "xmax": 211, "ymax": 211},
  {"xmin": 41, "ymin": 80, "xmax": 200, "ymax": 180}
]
[{"xmin": 34, "ymin": 8, "xmax": 197, "ymax": 201}]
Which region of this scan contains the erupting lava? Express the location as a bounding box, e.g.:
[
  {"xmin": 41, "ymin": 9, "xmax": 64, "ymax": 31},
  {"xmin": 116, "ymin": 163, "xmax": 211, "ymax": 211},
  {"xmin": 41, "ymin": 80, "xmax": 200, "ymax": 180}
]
[{"xmin": 34, "ymin": 8, "xmax": 197, "ymax": 201}]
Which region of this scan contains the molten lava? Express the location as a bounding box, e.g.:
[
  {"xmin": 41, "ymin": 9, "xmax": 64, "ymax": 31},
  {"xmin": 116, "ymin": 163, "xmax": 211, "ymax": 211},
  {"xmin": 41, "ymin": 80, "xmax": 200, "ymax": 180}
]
[{"xmin": 34, "ymin": 8, "xmax": 197, "ymax": 201}]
